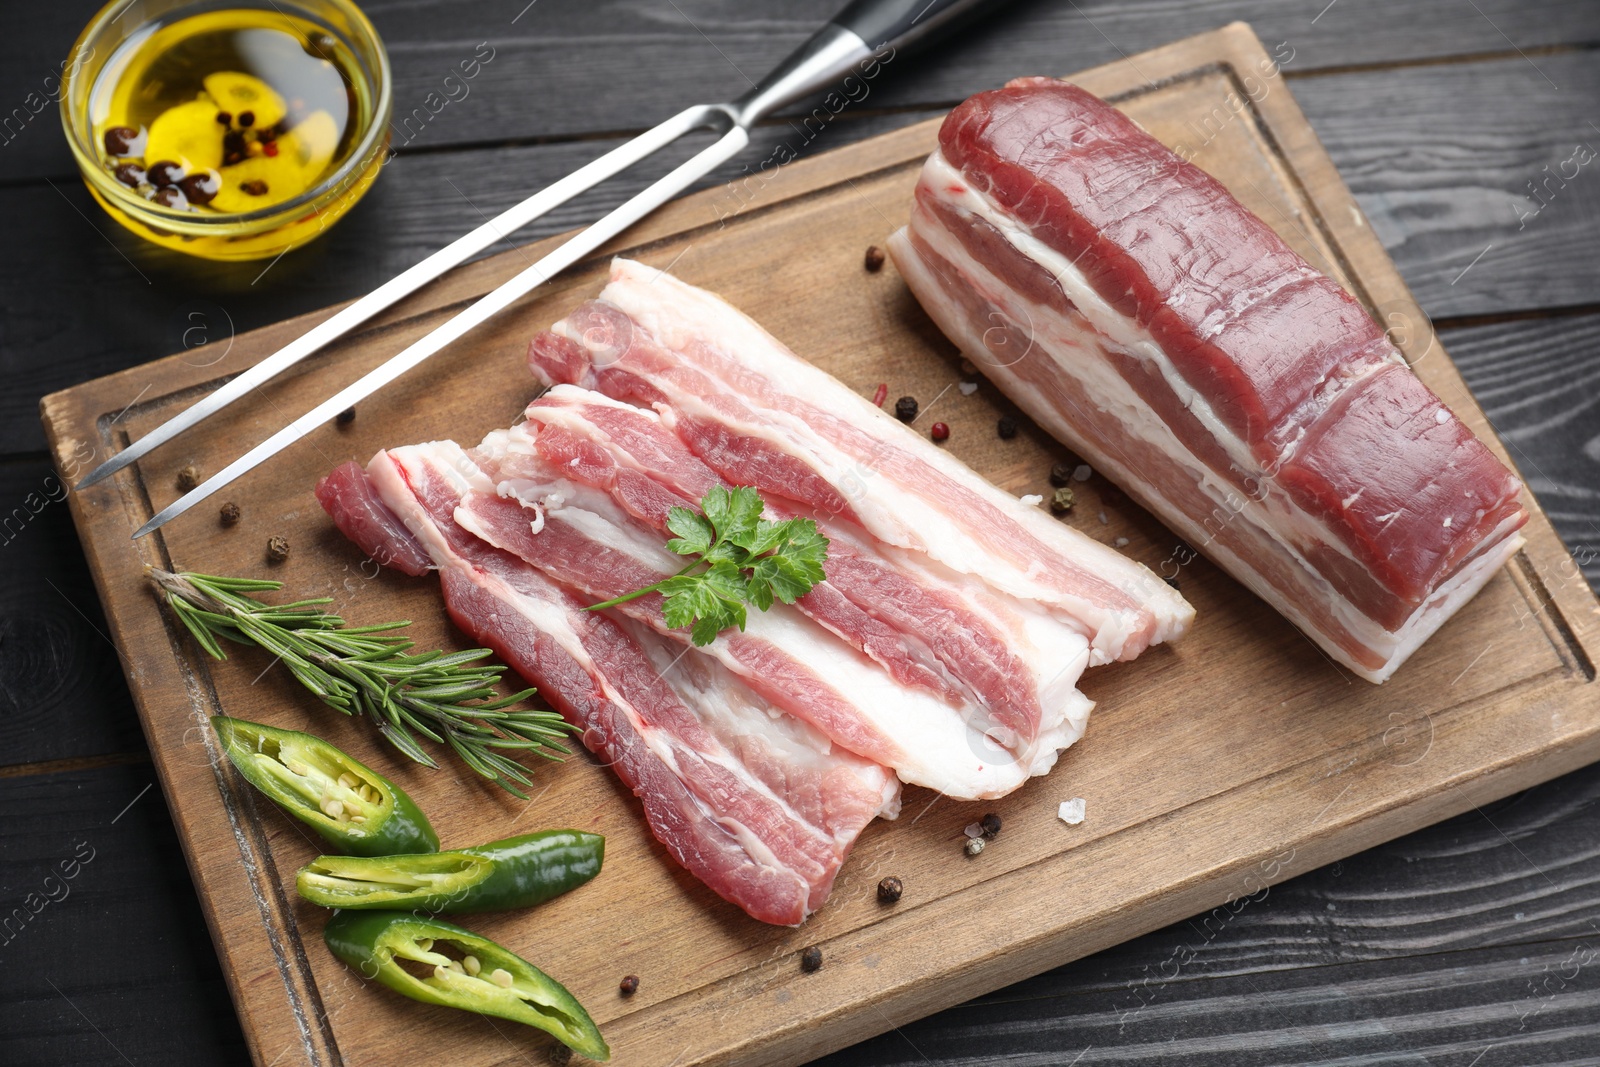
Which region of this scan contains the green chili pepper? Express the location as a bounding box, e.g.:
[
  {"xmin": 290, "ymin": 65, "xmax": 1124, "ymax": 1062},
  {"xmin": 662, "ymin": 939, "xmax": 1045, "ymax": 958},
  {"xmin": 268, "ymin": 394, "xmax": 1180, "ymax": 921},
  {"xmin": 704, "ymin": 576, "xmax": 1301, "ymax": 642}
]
[
  {"xmin": 212, "ymin": 716, "xmax": 438, "ymax": 856},
  {"xmin": 324, "ymin": 910, "xmax": 609, "ymax": 1061},
  {"xmin": 296, "ymin": 830, "xmax": 603, "ymax": 913}
]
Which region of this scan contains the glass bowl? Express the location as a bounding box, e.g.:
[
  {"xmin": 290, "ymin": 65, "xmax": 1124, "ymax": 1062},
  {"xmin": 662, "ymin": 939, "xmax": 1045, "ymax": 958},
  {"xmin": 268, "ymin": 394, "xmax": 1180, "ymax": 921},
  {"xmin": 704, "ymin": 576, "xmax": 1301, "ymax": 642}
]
[{"xmin": 60, "ymin": 0, "xmax": 392, "ymax": 261}]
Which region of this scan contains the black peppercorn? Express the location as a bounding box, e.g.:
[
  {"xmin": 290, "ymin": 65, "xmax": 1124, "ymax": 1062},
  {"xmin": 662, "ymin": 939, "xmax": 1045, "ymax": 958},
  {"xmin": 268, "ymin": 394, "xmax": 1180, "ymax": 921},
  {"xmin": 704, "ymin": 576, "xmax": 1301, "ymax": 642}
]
[
  {"xmin": 619, "ymin": 974, "xmax": 639, "ymax": 996},
  {"xmin": 179, "ymin": 170, "xmax": 221, "ymax": 206},
  {"xmin": 220, "ymin": 501, "xmax": 241, "ymax": 526},
  {"xmin": 240, "ymin": 178, "xmax": 269, "ymax": 197},
  {"xmin": 894, "ymin": 396, "xmax": 918, "ymax": 422},
  {"xmin": 216, "ymin": 110, "xmax": 232, "ymax": 126},
  {"xmin": 877, "ymin": 876, "xmax": 903, "ymax": 903},
  {"xmin": 799, "ymin": 946, "xmax": 823, "ymax": 973},
  {"xmin": 103, "ymin": 125, "xmax": 140, "ymax": 156},
  {"xmin": 176, "ymin": 464, "xmax": 201, "ymax": 491},
  {"xmin": 1049, "ymin": 461, "xmax": 1075, "ymax": 487},
  {"xmin": 146, "ymin": 160, "xmax": 184, "ymax": 188},
  {"xmin": 996, "ymin": 416, "xmax": 1017, "ymax": 440},
  {"xmin": 335, "ymin": 407, "xmax": 357, "ymax": 426},
  {"xmin": 267, "ymin": 536, "xmax": 291, "ymax": 563},
  {"xmin": 980, "ymin": 812, "xmax": 1002, "ymax": 838},
  {"xmin": 238, "ymin": 110, "xmax": 256, "ymax": 128},
  {"xmin": 549, "ymin": 1045, "xmax": 572, "ymax": 1067},
  {"xmin": 863, "ymin": 245, "xmax": 886, "ymax": 272}
]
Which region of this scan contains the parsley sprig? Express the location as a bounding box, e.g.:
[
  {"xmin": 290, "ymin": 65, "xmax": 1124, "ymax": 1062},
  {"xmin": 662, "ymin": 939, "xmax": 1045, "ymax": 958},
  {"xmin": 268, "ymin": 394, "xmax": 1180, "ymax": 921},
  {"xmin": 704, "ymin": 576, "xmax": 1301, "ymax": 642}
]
[{"xmin": 586, "ymin": 486, "xmax": 829, "ymax": 645}]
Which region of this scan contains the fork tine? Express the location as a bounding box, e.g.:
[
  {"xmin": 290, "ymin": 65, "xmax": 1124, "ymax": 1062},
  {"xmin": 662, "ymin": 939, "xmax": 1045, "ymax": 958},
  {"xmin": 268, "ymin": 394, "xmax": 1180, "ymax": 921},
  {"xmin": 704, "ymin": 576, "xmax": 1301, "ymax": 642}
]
[
  {"xmin": 76, "ymin": 104, "xmax": 728, "ymax": 492},
  {"xmin": 131, "ymin": 125, "xmax": 751, "ymax": 539}
]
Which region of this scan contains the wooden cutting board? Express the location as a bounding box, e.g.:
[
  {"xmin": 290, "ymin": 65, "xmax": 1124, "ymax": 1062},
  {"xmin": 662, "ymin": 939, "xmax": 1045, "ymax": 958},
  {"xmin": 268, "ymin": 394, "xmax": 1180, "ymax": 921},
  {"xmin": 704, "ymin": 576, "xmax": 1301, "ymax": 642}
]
[{"xmin": 40, "ymin": 22, "xmax": 1600, "ymax": 1067}]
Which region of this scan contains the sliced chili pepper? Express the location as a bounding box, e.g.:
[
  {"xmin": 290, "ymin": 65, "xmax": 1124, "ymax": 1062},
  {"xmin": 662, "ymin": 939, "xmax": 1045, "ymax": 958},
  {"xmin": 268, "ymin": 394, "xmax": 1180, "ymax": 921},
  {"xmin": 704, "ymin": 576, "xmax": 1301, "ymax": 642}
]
[
  {"xmin": 212, "ymin": 716, "xmax": 437, "ymax": 856},
  {"xmin": 296, "ymin": 830, "xmax": 603, "ymax": 913},
  {"xmin": 324, "ymin": 910, "xmax": 609, "ymax": 1061}
]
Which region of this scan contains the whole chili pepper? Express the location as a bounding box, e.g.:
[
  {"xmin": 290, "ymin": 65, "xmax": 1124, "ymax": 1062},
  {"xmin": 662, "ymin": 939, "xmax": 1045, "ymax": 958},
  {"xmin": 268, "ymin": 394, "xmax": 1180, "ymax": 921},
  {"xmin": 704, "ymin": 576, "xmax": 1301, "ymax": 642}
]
[
  {"xmin": 213, "ymin": 716, "xmax": 438, "ymax": 856},
  {"xmin": 296, "ymin": 830, "xmax": 603, "ymax": 914},
  {"xmin": 323, "ymin": 910, "xmax": 609, "ymax": 1061}
]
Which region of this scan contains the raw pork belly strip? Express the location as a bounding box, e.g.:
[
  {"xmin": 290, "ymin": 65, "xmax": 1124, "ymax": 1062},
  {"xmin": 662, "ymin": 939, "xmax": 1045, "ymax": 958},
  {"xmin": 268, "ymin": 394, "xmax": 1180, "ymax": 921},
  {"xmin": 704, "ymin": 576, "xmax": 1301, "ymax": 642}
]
[
  {"xmin": 526, "ymin": 258, "xmax": 1191, "ymax": 666},
  {"xmin": 314, "ymin": 452, "xmax": 899, "ymax": 926},
  {"xmin": 887, "ymin": 78, "xmax": 1528, "ymax": 682},
  {"xmin": 506, "ymin": 385, "xmax": 1093, "ymax": 760},
  {"xmin": 459, "ymin": 430, "xmax": 1087, "ymax": 798}
]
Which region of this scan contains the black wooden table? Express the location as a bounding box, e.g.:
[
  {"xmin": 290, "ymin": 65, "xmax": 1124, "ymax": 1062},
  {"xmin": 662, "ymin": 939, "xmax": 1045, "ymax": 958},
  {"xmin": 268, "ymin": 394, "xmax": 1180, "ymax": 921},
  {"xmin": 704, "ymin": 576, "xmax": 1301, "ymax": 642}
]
[{"xmin": 6, "ymin": 1, "xmax": 1600, "ymax": 1063}]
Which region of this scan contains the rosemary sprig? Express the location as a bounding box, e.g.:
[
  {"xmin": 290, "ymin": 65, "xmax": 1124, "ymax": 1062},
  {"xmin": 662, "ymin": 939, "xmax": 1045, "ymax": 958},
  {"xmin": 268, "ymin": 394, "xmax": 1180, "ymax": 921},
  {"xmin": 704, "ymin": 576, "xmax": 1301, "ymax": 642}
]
[{"xmin": 150, "ymin": 569, "xmax": 573, "ymax": 797}]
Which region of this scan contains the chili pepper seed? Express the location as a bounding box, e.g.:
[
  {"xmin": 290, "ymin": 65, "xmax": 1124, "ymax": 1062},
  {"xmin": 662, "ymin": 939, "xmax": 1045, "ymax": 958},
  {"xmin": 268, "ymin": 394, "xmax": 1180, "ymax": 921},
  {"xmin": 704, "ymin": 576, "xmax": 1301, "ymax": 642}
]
[
  {"xmin": 863, "ymin": 245, "xmax": 886, "ymax": 272},
  {"xmin": 619, "ymin": 974, "xmax": 640, "ymax": 996},
  {"xmin": 490, "ymin": 968, "xmax": 514, "ymax": 988},
  {"xmin": 800, "ymin": 946, "xmax": 823, "ymax": 973},
  {"xmin": 877, "ymin": 876, "xmax": 904, "ymax": 903}
]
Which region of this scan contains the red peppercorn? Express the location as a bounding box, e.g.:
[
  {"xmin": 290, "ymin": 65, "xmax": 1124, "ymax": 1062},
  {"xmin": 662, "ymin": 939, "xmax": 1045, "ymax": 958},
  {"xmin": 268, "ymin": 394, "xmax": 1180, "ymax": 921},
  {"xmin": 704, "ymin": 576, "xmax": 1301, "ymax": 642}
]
[
  {"xmin": 263, "ymin": 141, "xmax": 279, "ymax": 157},
  {"xmin": 930, "ymin": 422, "xmax": 950, "ymax": 442},
  {"xmin": 871, "ymin": 383, "xmax": 887, "ymax": 408}
]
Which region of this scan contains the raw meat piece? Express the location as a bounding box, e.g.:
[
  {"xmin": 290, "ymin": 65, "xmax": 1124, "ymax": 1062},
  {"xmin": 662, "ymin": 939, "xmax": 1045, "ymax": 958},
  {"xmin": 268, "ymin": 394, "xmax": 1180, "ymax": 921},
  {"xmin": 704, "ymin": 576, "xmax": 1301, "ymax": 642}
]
[
  {"xmin": 887, "ymin": 78, "xmax": 1527, "ymax": 681},
  {"xmin": 316, "ymin": 445, "xmax": 899, "ymax": 926},
  {"xmin": 525, "ymin": 258, "xmax": 1192, "ymax": 666},
  {"xmin": 506, "ymin": 384, "xmax": 1094, "ymax": 756},
  {"xmin": 459, "ymin": 431, "xmax": 1090, "ymax": 798}
]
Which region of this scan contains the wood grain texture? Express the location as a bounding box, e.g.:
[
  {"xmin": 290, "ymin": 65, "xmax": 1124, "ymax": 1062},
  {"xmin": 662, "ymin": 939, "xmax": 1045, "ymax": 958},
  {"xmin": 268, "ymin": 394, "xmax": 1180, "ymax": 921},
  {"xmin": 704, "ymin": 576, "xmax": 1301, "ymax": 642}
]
[
  {"xmin": 10, "ymin": 46, "xmax": 1600, "ymax": 453},
  {"xmin": 7, "ymin": 0, "xmax": 1599, "ymax": 181},
  {"xmin": 32, "ymin": 23, "xmax": 1600, "ymax": 1067}
]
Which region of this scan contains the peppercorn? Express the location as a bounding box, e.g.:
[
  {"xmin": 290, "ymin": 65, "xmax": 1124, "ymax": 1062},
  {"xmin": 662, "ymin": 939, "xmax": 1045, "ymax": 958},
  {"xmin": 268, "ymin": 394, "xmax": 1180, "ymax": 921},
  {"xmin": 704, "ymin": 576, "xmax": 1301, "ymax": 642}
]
[
  {"xmin": 877, "ymin": 876, "xmax": 903, "ymax": 903},
  {"xmin": 240, "ymin": 179, "xmax": 270, "ymax": 197},
  {"xmin": 1049, "ymin": 461, "xmax": 1075, "ymax": 487},
  {"xmin": 113, "ymin": 163, "xmax": 145, "ymax": 188},
  {"xmin": 549, "ymin": 1045, "xmax": 572, "ymax": 1067},
  {"xmin": 996, "ymin": 416, "xmax": 1017, "ymax": 440},
  {"xmin": 103, "ymin": 126, "xmax": 140, "ymax": 156},
  {"xmin": 871, "ymin": 382, "xmax": 887, "ymax": 408},
  {"xmin": 1050, "ymin": 487, "xmax": 1075, "ymax": 515},
  {"xmin": 930, "ymin": 422, "xmax": 950, "ymax": 442},
  {"xmin": 238, "ymin": 110, "xmax": 256, "ymax": 128},
  {"xmin": 799, "ymin": 946, "xmax": 823, "ymax": 973},
  {"xmin": 981, "ymin": 812, "xmax": 1002, "ymax": 838},
  {"xmin": 619, "ymin": 975, "xmax": 639, "ymax": 996},
  {"xmin": 964, "ymin": 836, "xmax": 985, "ymax": 857},
  {"xmin": 216, "ymin": 111, "xmax": 232, "ymax": 126},
  {"xmin": 220, "ymin": 501, "xmax": 241, "ymax": 527},
  {"xmin": 863, "ymin": 245, "xmax": 886, "ymax": 272},
  {"xmin": 267, "ymin": 536, "xmax": 291, "ymax": 563},
  {"xmin": 152, "ymin": 187, "xmax": 187, "ymax": 209},
  {"xmin": 179, "ymin": 170, "xmax": 220, "ymax": 206},
  {"xmin": 146, "ymin": 160, "xmax": 184, "ymax": 188},
  {"xmin": 223, "ymin": 129, "xmax": 248, "ymax": 166},
  {"xmin": 176, "ymin": 464, "xmax": 201, "ymax": 491},
  {"xmin": 264, "ymin": 141, "xmax": 280, "ymax": 158},
  {"xmin": 893, "ymin": 396, "xmax": 918, "ymax": 422},
  {"xmin": 336, "ymin": 407, "xmax": 357, "ymax": 426}
]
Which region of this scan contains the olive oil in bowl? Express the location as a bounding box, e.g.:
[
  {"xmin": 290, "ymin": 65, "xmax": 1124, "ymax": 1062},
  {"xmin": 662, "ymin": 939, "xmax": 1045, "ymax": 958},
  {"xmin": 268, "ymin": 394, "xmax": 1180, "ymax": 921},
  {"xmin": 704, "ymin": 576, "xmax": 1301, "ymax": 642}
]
[{"xmin": 63, "ymin": 1, "xmax": 390, "ymax": 260}]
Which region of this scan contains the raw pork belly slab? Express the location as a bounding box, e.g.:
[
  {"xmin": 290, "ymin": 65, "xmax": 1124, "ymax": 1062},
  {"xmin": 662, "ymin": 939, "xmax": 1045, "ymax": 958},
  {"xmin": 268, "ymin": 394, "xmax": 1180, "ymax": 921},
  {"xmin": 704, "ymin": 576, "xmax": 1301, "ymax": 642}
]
[
  {"xmin": 459, "ymin": 429, "xmax": 1087, "ymax": 799},
  {"xmin": 505, "ymin": 386, "xmax": 1093, "ymax": 766},
  {"xmin": 887, "ymin": 77, "xmax": 1527, "ymax": 682},
  {"xmin": 526, "ymin": 258, "xmax": 1192, "ymax": 667},
  {"xmin": 315, "ymin": 451, "xmax": 899, "ymax": 926}
]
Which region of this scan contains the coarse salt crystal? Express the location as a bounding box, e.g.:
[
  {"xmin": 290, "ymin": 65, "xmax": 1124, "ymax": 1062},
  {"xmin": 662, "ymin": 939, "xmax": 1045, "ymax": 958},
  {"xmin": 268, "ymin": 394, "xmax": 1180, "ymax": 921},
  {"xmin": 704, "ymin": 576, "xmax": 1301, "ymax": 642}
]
[
  {"xmin": 1435, "ymin": 409, "xmax": 1449, "ymax": 424},
  {"xmin": 1072, "ymin": 464, "xmax": 1093, "ymax": 482},
  {"xmin": 958, "ymin": 381, "xmax": 978, "ymax": 396},
  {"xmin": 1058, "ymin": 798, "xmax": 1086, "ymax": 825},
  {"xmin": 963, "ymin": 822, "xmax": 984, "ymax": 839},
  {"xmin": 1097, "ymin": 510, "xmax": 1109, "ymax": 525},
  {"xmin": 1113, "ymin": 536, "xmax": 1129, "ymax": 548},
  {"xmin": 1019, "ymin": 493, "xmax": 1043, "ymax": 506}
]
